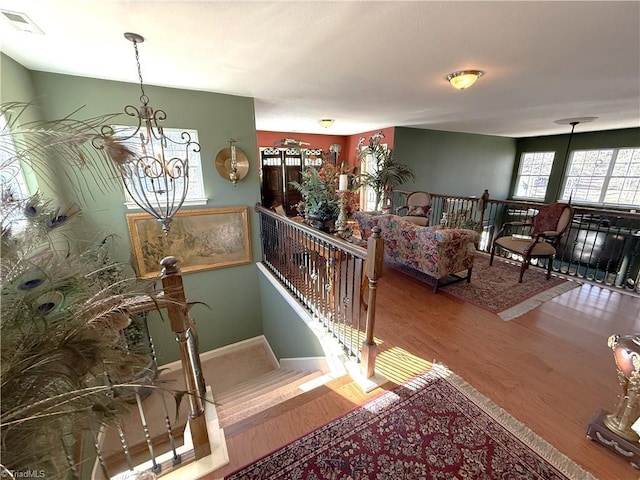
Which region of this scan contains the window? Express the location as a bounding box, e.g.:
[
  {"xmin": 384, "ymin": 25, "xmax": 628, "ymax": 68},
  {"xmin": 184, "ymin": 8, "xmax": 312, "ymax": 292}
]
[
  {"xmin": 514, "ymin": 152, "xmax": 555, "ymax": 200},
  {"xmin": 359, "ymin": 145, "xmax": 382, "ymax": 212},
  {"xmin": 0, "ymin": 113, "xmax": 29, "ymax": 201},
  {"xmin": 115, "ymin": 126, "xmax": 206, "ymax": 208},
  {"xmin": 560, "ymin": 147, "xmax": 640, "ymax": 207}
]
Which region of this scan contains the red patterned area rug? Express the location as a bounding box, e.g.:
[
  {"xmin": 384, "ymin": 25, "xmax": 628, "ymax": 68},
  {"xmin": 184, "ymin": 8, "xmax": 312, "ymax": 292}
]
[
  {"xmin": 225, "ymin": 366, "xmax": 595, "ymax": 480},
  {"xmin": 392, "ymin": 253, "xmax": 581, "ymax": 321}
]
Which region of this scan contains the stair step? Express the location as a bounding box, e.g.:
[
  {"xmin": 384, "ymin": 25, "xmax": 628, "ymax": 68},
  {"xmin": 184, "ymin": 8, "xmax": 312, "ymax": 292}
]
[
  {"xmin": 223, "ymin": 374, "xmax": 355, "ymax": 439},
  {"xmin": 215, "ymin": 368, "xmax": 305, "ymax": 405},
  {"xmin": 217, "ymin": 370, "xmax": 325, "ymax": 427},
  {"xmin": 216, "ymin": 370, "xmax": 316, "ymax": 414}
]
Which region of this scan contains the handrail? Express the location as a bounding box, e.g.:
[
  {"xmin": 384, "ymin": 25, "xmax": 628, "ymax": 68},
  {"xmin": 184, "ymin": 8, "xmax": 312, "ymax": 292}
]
[
  {"xmin": 481, "ymin": 198, "xmax": 640, "ymax": 291},
  {"xmin": 394, "ymin": 190, "xmax": 640, "ymax": 292},
  {"xmin": 255, "ymin": 203, "xmax": 382, "ymax": 378},
  {"xmin": 255, "ymin": 204, "xmax": 369, "ymax": 259}
]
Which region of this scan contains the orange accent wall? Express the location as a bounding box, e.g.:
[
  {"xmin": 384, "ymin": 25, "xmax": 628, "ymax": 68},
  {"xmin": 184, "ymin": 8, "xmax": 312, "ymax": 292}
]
[{"xmin": 256, "ymin": 127, "xmax": 395, "ymax": 172}]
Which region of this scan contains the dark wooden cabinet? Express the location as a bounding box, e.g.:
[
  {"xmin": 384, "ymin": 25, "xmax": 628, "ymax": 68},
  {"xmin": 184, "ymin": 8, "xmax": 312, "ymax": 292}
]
[{"xmin": 260, "ymin": 148, "xmax": 324, "ymax": 216}]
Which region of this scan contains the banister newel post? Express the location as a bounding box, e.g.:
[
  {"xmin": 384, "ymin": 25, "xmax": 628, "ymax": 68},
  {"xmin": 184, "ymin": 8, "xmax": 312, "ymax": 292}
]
[
  {"xmin": 362, "ymin": 226, "xmax": 384, "ymax": 378},
  {"xmin": 160, "ymin": 256, "xmax": 211, "ymax": 459}
]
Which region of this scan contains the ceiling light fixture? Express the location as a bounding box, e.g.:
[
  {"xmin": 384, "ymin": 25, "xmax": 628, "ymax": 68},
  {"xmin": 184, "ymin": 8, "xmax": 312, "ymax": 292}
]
[
  {"xmin": 93, "ymin": 32, "xmax": 200, "ymax": 235},
  {"xmin": 318, "ymin": 119, "xmax": 335, "ymax": 128},
  {"xmin": 446, "ymin": 70, "xmax": 484, "ymax": 90}
]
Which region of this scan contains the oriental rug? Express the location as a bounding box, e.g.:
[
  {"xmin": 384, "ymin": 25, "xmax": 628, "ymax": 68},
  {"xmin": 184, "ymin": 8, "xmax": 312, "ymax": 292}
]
[
  {"xmin": 391, "ymin": 253, "xmax": 581, "ymax": 321},
  {"xmin": 225, "ymin": 365, "xmax": 595, "ymax": 480}
]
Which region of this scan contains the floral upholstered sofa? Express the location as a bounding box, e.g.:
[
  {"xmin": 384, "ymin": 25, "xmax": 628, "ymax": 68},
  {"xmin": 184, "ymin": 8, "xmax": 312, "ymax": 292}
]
[{"xmin": 354, "ymin": 212, "xmax": 480, "ymax": 292}]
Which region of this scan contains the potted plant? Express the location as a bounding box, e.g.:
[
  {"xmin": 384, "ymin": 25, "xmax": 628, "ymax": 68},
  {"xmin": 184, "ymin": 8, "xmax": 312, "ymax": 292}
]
[
  {"xmin": 290, "ymin": 160, "xmax": 343, "ymax": 231},
  {"xmin": 358, "ymin": 132, "xmax": 414, "ymax": 213}
]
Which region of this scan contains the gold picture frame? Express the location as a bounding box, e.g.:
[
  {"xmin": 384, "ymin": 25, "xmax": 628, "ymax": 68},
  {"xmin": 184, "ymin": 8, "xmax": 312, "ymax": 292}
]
[{"xmin": 126, "ymin": 206, "xmax": 252, "ymax": 278}]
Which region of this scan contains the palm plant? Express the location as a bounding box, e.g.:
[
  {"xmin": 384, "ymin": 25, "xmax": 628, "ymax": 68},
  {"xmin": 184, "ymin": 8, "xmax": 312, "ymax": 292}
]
[{"xmin": 358, "ymin": 132, "xmax": 414, "ymax": 212}]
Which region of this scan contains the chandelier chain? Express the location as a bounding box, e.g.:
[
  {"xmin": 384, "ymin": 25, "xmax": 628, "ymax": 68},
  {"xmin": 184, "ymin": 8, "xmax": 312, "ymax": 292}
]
[{"xmin": 132, "ymin": 39, "xmax": 147, "ymax": 105}]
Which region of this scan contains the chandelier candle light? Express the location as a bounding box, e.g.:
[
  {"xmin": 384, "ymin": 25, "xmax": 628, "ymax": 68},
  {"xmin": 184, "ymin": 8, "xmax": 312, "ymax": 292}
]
[
  {"xmin": 94, "ymin": 32, "xmax": 200, "ymax": 235},
  {"xmin": 335, "ymin": 173, "xmax": 349, "ymax": 237}
]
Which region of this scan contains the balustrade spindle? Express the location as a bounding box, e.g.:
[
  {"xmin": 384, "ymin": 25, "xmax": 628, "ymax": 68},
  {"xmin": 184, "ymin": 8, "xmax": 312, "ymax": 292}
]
[{"xmin": 135, "ymin": 392, "xmax": 161, "ymax": 474}]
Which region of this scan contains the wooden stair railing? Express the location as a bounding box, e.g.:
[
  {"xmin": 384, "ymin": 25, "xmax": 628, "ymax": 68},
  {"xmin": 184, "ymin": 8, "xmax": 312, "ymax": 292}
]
[
  {"xmin": 255, "ymin": 204, "xmax": 383, "ymax": 379},
  {"xmin": 159, "ymin": 256, "xmax": 211, "ymax": 460}
]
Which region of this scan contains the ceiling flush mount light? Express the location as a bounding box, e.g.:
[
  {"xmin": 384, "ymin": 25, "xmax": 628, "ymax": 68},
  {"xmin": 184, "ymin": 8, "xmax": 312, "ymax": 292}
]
[
  {"xmin": 94, "ymin": 32, "xmax": 200, "ymax": 235},
  {"xmin": 446, "ymin": 70, "xmax": 484, "ymax": 90},
  {"xmin": 318, "ymin": 119, "xmax": 335, "ymax": 128}
]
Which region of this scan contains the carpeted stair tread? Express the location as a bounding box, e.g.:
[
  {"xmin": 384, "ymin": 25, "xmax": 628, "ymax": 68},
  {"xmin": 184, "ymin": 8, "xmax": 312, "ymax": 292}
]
[
  {"xmin": 222, "ymin": 374, "xmax": 361, "ymax": 439},
  {"xmin": 217, "ymin": 370, "xmax": 324, "ymax": 427},
  {"xmin": 215, "ymin": 368, "xmax": 308, "ymax": 404},
  {"xmin": 216, "ymin": 369, "xmax": 320, "ymax": 411}
]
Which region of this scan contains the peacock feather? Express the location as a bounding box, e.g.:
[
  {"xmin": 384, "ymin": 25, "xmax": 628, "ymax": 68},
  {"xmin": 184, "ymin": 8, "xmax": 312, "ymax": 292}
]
[{"xmin": 0, "ymin": 102, "xmax": 162, "ymax": 479}]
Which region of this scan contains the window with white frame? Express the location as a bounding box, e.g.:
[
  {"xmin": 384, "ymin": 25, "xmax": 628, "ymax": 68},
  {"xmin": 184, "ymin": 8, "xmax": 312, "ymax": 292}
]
[
  {"xmin": 560, "ymin": 147, "xmax": 640, "ymax": 207},
  {"xmin": 115, "ymin": 126, "xmax": 206, "ymax": 208},
  {"xmin": 0, "ymin": 113, "xmax": 29, "ymax": 201},
  {"xmin": 513, "ymin": 151, "xmax": 555, "ymax": 200},
  {"xmin": 359, "ymin": 144, "xmax": 385, "ymax": 212},
  {"xmin": 1, "ymin": 112, "xmax": 31, "ymax": 235}
]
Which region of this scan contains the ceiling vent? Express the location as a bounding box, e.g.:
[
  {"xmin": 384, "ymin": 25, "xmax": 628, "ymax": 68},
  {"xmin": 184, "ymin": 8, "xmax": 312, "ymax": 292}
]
[{"xmin": 1, "ymin": 10, "xmax": 44, "ymax": 34}]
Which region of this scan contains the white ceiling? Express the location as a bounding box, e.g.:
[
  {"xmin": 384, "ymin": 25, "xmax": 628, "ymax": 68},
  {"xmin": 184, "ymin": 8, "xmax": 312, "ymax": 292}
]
[{"xmin": 0, "ymin": 1, "xmax": 638, "ymax": 138}]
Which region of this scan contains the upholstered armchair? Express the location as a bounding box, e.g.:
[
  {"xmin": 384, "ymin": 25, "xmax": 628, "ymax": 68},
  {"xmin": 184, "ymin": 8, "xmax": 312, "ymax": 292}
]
[
  {"xmin": 396, "ymin": 191, "xmax": 432, "ymax": 226},
  {"xmin": 489, "ymin": 202, "xmax": 574, "ymax": 282}
]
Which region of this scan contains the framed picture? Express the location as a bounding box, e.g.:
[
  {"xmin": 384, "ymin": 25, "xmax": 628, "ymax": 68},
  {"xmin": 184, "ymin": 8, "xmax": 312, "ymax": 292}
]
[{"xmin": 126, "ymin": 206, "xmax": 252, "ymax": 278}]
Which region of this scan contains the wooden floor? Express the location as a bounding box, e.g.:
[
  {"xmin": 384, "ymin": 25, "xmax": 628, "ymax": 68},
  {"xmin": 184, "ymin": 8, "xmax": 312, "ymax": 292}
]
[{"xmin": 207, "ymin": 265, "xmax": 640, "ymax": 480}]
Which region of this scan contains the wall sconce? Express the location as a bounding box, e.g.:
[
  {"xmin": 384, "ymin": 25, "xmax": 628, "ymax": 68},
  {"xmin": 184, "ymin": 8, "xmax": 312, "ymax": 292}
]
[
  {"xmin": 215, "ymin": 138, "xmax": 249, "ymax": 186},
  {"xmin": 446, "ymin": 70, "xmax": 484, "ymax": 90}
]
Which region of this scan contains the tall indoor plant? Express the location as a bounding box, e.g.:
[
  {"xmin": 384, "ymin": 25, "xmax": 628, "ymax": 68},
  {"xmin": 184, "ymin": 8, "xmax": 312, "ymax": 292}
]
[{"xmin": 358, "ymin": 132, "xmax": 414, "ymax": 212}]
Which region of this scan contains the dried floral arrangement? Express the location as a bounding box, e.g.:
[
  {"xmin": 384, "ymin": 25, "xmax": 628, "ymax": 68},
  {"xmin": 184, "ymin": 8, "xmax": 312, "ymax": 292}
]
[{"xmin": 0, "ymin": 102, "xmax": 160, "ymax": 479}]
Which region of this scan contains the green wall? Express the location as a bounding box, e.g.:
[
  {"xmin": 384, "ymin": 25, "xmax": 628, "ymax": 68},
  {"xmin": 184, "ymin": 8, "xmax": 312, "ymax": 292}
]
[
  {"xmin": 23, "ymin": 70, "xmax": 264, "ymax": 364},
  {"xmin": 259, "ymin": 273, "xmax": 324, "ymax": 360},
  {"xmin": 393, "ymin": 127, "xmax": 516, "ymax": 199},
  {"xmin": 515, "ymin": 128, "xmax": 640, "ymax": 203}
]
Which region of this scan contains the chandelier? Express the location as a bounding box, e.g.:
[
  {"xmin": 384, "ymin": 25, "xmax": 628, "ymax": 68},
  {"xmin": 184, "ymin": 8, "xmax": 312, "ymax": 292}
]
[{"xmin": 94, "ymin": 32, "xmax": 200, "ymax": 235}]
